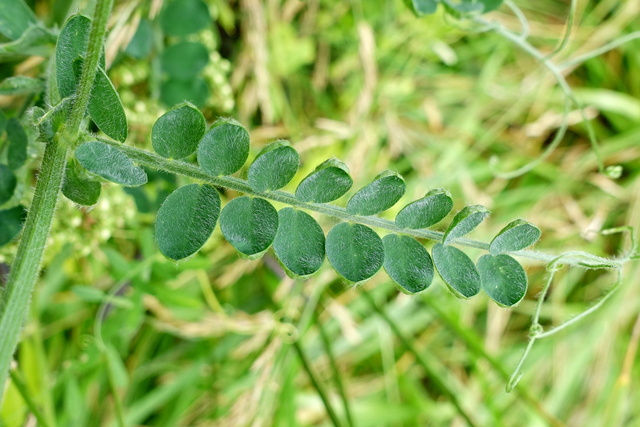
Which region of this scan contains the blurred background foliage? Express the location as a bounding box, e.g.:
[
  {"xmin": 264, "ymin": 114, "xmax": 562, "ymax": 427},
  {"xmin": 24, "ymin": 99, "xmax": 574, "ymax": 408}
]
[{"xmin": 1, "ymin": 0, "xmax": 639, "ymax": 425}]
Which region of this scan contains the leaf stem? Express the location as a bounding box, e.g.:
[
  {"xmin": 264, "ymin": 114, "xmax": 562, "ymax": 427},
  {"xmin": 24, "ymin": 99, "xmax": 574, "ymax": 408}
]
[
  {"xmin": 97, "ymin": 137, "xmax": 622, "ymax": 269},
  {"xmin": 8, "ymin": 369, "xmax": 52, "ymax": 427},
  {"xmin": 315, "ymin": 303, "xmax": 355, "ymax": 427},
  {"xmin": 291, "ymin": 339, "xmax": 344, "ymax": 427}
]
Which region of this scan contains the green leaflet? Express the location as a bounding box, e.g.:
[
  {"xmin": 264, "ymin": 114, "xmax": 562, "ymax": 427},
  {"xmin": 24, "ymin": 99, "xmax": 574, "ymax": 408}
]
[
  {"xmin": 197, "ymin": 118, "xmax": 250, "ymax": 176},
  {"xmin": 155, "ymin": 184, "xmax": 221, "ymax": 260},
  {"xmin": 295, "ymin": 158, "xmax": 353, "ymax": 203},
  {"xmin": 0, "ymin": 76, "xmax": 44, "ymax": 95},
  {"xmin": 152, "ymin": 103, "xmax": 206, "ymax": 159},
  {"xmin": 273, "ymin": 208, "xmax": 325, "ymax": 277},
  {"xmin": 0, "ymin": 25, "xmax": 55, "ymax": 63},
  {"xmin": 383, "ymin": 234, "xmax": 434, "ymax": 294},
  {"xmin": 88, "ymin": 66, "xmax": 128, "ymax": 142},
  {"xmin": 75, "ymin": 142, "xmax": 147, "ymax": 186},
  {"xmin": 160, "ymin": 77, "xmax": 208, "ymax": 108},
  {"xmin": 248, "ymin": 140, "xmax": 300, "ymax": 192},
  {"xmin": 62, "ymin": 160, "xmax": 101, "ymax": 206},
  {"xmin": 219, "ymin": 196, "xmax": 279, "ymax": 257},
  {"xmin": 0, "ymin": 205, "xmax": 26, "ymax": 246},
  {"xmin": 478, "ymin": 254, "xmax": 527, "ymax": 307},
  {"xmin": 442, "ymin": 0, "xmax": 483, "ymax": 17},
  {"xmin": 125, "ymin": 18, "xmax": 153, "ymax": 60},
  {"xmin": 159, "ymin": 0, "xmax": 211, "ymax": 37},
  {"xmin": 490, "ymin": 219, "xmax": 541, "ymax": 255},
  {"xmin": 73, "ymin": 59, "xmax": 128, "ymax": 142},
  {"xmin": 346, "ymin": 170, "xmax": 406, "ymax": 216},
  {"xmin": 0, "ymin": 164, "xmax": 17, "ymax": 205},
  {"xmin": 395, "ymin": 188, "xmax": 453, "ymax": 229},
  {"xmin": 0, "ymin": 110, "xmax": 6, "ymax": 134},
  {"xmin": 0, "ymin": 0, "xmax": 37, "ymax": 40},
  {"xmin": 160, "ymin": 41, "xmax": 209, "ymax": 81},
  {"xmin": 403, "ymin": 0, "xmax": 439, "ymax": 16},
  {"xmin": 478, "ymin": 0, "xmax": 503, "ymax": 12},
  {"xmin": 6, "ymin": 118, "xmax": 28, "ymax": 170},
  {"xmin": 432, "ymin": 243, "xmax": 480, "ymax": 298},
  {"xmin": 326, "ymin": 223, "xmax": 384, "ymax": 283},
  {"xmin": 56, "ymin": 15, "xmax": 105, "ymax": 98},
  {"xmin": 443, "ymin": 205, "xmax": 490, "ymax": 244}
]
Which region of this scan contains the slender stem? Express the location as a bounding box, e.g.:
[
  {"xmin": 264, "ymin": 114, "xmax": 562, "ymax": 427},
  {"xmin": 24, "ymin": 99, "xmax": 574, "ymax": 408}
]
[
  {"xmin": 8, "ymin": 369, "xmax": 52, "ymax": 427},
  {"xmin": 0, "ymin": 139, "xmax": 67, "ymax": 403},
  {"xmin": 545, "ymin": 0, "xmax": 577, "ymax": 58},
  {"xmin": 315, "ymin": 304, "xmax": 355, "ymax": 427},
  {"xmin": 422, "ymin": 298, "xmax": 563, "ymax": 427},
  {"xmin": 97, "ymin": 136, "xmax": 621, "ymax": 269},
  {"xmin": 559, "ymin": 32, "xmax": 640, "ymax": 69},
  {"xmin": 474, "ymin": 15, "xmax": 607, "ymax": 176},
  {"xmin": 292, "ymin": 340, "xmax": 343, "ymax": 427},
  {"xmin": 362, "ymin": 290, "xmax": 477, "ymax": 426},
  {"xmin": 0, "ymin": 0, "xmax": 115, "ymax": 404}
]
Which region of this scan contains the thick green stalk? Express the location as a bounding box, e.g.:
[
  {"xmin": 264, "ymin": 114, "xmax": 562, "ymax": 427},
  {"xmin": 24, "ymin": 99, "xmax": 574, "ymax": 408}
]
[
  {"xmin": 0, "ymin": 0, "xmax": 114, "ymax": 404},
  {"xmin": 0, "ymin": 138, "xmax": 67, "ymax": 403}
]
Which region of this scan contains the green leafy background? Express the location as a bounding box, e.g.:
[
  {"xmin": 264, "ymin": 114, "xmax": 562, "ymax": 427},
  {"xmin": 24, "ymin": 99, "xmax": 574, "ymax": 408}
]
[{"xmin": 1, "ymin": 0, "xmax": 639, "ymax": 426}]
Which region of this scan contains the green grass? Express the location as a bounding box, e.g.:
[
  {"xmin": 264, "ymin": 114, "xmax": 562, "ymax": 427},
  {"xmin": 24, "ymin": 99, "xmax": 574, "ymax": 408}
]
[{"xmin": 1, "ymin": 0, "xmax": 639, "ymax": 425}]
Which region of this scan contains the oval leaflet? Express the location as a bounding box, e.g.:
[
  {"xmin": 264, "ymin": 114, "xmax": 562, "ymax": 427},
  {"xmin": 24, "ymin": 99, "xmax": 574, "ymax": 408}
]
[
  {"xmin": 326, "ymin": 223, "xmax": 384, "ymax": 283},
  {"xmin": 156, "ymin": 184, "xmax": 221, "ymax": 260}
]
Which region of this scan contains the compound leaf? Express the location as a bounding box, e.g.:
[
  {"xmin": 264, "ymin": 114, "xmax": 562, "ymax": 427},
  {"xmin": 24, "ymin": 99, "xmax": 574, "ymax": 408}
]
[
  {"xmin": 432, "ymin": 243, "xmax": 480, "ymax": 298},
  {"xmin": 0, "ymin": 0, "xmax": 37, "ymax": 40},
  {"xmin": 346, "ymin": 170, "xmax": 406, "ymax": 216},
  {"xmin": 443, "ymin": 205, "xmax": 490, "ymax": 244},
  {"xmin": 0, "ymin": 164, "xmax": 17, "ymax": 205},
  {"xmin": 0, "ymin": 76, "xmax": 44, "ymax": 95},
  {"xmin": 395, "ymin": 188, "xmax": 453, "ymax": 229},
  {"xmin": 75, "ymin": 141, "xmax": 147, "ymax": 186},
  {"xmin": 155, "ymin": 184, "xmax": 221, "ymax": 260},
  {"xmin": 248, "ymin": 141, "xmax": 299, "ymax": 192},
  {"xmin": 0, "ymin": 205, "xmax": 26, "ymax": 246},
  {"xmin": 383, "ymin": 234, "xmax": 434, "ymax": 294},
  {"xmin": 326, "ymin": 223, "xmax": 384, "ymax": 283},
  {"xmin": 152, "ymin": 103, "xmax": 206, "ymax": 159},
  {"xmin": 6, "ymin": 118, "xmax": 28, "ymax": 170},
  {"xmin": 62, "ymin": 160, "xmax": 101, "ymax": 206},
  {"xmin": 198, "ymin": 118, "xmax": 250, "ymax": 176},
  {"xmin": 273, "ymin": 208, "xmax": 325, "ymax": 277},
  {"xmin": 295, "ymin": 158, "xmax": 353, "ymax": 203},
  {"xmin": 159, "ymin": 0, "xmax": 210, "ymax": 37},
  {"xmin": 478, "ymin": 254, "xmax": 527, "ymax": 307},
  {"xmin": 490, "ymin": 219, "xmax": 541, "ymax": 255},
  {"xmin": 160, "ymin": 41, "xmax": 208, "ymax": 81},
  {"xmin": 220, "ymin": 196, "xmax": 278, "ymax": 257}
]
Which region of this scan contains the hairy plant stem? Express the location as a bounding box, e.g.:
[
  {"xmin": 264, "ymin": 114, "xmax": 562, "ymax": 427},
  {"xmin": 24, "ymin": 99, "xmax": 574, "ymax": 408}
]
[
  {"xmin": 0, "ymin": 0, "xmax": 114, "ymax": 404},
  {"xmin": 97, "ymin": 137, "xmax": 622, "ymax": 269}
]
